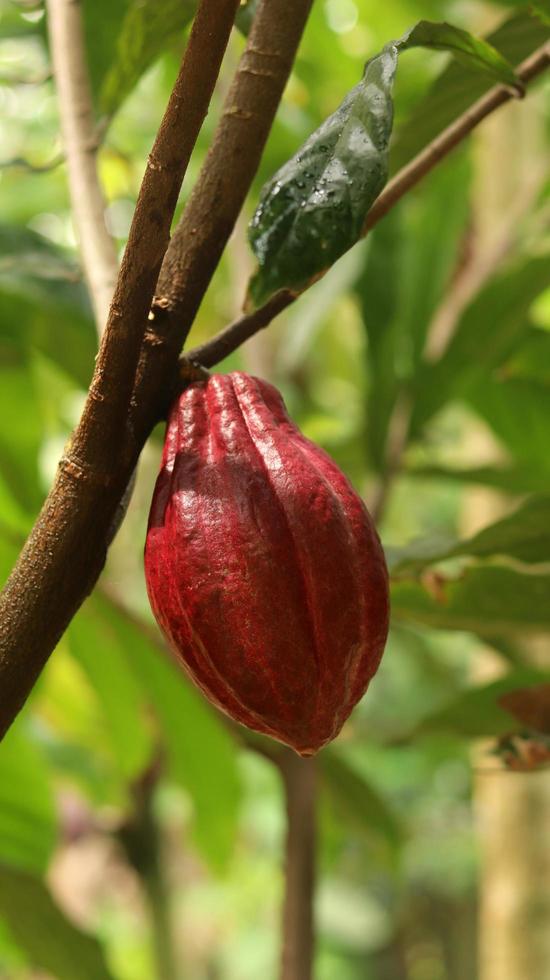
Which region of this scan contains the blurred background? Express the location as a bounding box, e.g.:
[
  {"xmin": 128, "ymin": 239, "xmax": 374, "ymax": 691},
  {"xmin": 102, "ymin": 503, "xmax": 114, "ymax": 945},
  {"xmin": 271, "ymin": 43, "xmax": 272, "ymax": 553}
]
[{"xmin": 0, "ymin": 0, "xmax": 549, "ymax": 977}]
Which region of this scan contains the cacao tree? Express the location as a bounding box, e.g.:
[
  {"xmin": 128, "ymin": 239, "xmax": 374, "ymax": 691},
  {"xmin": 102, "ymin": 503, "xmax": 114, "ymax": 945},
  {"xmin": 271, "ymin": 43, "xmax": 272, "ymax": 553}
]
[{"xmin": 0, "ymin": 0, "xmax": 549, "ymax": 977}]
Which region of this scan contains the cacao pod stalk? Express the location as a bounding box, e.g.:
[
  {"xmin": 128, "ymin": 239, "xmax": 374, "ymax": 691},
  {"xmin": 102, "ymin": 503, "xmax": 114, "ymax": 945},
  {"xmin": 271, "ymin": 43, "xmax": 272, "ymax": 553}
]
[{"xmin": 145, "ymin": 372, "xmax": 389, "ymax": 756}]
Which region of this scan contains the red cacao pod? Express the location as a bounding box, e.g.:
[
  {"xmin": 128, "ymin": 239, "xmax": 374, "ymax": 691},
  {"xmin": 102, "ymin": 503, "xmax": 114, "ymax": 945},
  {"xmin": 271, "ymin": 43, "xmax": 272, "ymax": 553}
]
[{"xmin": 145, "ymin": 372, "xmax": 389, "ymax": 755}]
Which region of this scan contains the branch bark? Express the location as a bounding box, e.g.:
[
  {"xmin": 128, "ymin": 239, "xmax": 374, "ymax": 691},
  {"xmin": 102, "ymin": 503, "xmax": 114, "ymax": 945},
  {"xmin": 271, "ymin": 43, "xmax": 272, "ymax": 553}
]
[
  {"xmin": 127, "ymin": 0, "xmax": 315, "ymax": 434},
  {"xmin": 187, "ymin": 42, "xmax": 550, "ymax": 370},
  {"xmin": 47, "ymin": 0, "xmax": 118, "ymax": 332},
  {"xmin": 279, "ymin": 751, "xmax": 317, "ymax": 980},
  {"xmin": 0, "ymin": 0, "xmax": 240, "ymax": 738}
]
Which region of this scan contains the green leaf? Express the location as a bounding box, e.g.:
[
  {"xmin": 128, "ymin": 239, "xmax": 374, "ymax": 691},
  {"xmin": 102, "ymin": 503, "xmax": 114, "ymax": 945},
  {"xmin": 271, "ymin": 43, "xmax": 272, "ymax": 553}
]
[
  {"xmin": 235, "ymin": 0, "xmax": 258, "ymax": 35},
  {"xmin": 0, "ymin": 864, "xmax": 114, "ymax": 980},
  {"xmin": 397, "ymin": 21, "xmax": 521, "ymax": 90},
  {"xmin": 502, "ymin": 328, "xmax": 550, "ymax": 384},
  {"xmin": 0, "ymin": 224, "xmax": 96, "ymax": 388},
  {"xmin": 391, "ymin": 12, "xmax": 550, "ymax": 172},
  {"xmin": 96, "ymin": 0, "xmax": 196, "ymax": 117},
  {"xmin": 248, "ymin": 44, "xmax": 398, "ymax": 306},
  {"xmin": 320, "ymin": 749, "xmax": 402, "ymax": 851},
  {"xmin": 68, "ymin": 601, "xmax": 154, "ymax": 782},
  {"xmin": 466, "ymin": 375, "xmax": 550, "ymax": 469},
  {"xmin": 415, "ymin": 670, "xmax": 549, "ymax": 738},
  {"xmin": 531, "ymin": 2, "xmax": 550, "ymax": 26},
  {"xmin": 96, "ymin": 596, "xmax": 242, "ymax": 872},
  {"xmin": 406, "ymin": 462, "xmax": 550, "ymax": 495},
  {"xmin": 0, "ymin": 726, "xmax": 56, "ymax": 875},
  {"xmin": 410, "ymin": 256, "xmax": 550, "ymax": 435},
  {"xmin": 390, "ymin": 494, "xmax": 550, "ymax": 572},
  {"xmin": 356, "ymin": 153, "xmax": 471, "ymax": 469},
  {"xmin": 391, "ymin": 564, "xmax": 550, "ymax": 635},
  {"xmin": 0, "ymin": 360, "xmax": 43, "ymax": 515}
]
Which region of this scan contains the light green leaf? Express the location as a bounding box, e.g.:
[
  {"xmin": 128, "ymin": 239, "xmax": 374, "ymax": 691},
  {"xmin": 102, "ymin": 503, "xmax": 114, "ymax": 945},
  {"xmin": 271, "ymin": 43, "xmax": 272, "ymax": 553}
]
[
  {"xmin": 356, "ymin": 153, "xmax": 471, "ymax": 470},
  {"xmin": 466, "ymin": 375, "xmax": 550, "ymax": 469},
  {"xmin": 0, "ymin": 361, "xmax": 43, "ymax": 514},
  {"xmin": 410, "ymin": 256, "xmax": 550, "ymax": 435},
  {"xmin": 0, "ymin": 864, "xmax": 114, "ymax": 980},
  {"xmin": 96, "ymin": 596, "xmax": 242, "ymax": 872},
  {"xmin": 97, "ymin": 0, "xmax": 196, "ymax": 117},
  {"xmin": 397, "ymin": 21, "xmax": 521, "ymax": 90},
  {"xmin": 406, "ymin": 462, "xmax": 550, "ymax": 495},
  {"xmin": 392, "ymin": 565, "xmax": 550, "ymax": 634},
  {"xmin": 0, "ymin": 726, "xmax": 56, "ymax": 875},
  {"xmin": 0, "ymin": 224, "xmax": 96, "ymax": 388},
  {"xmin": 321, "ymin": 750, "xmax": 402, "ymax": 851},
  {"xmin": 391, "ymin": 12, "xmax": 549, "ymax": 172},
  {"xmin": 68, "ymin": 601, "xmax": 154, "ymax": 782},
  {"xmin": 390, "ymin": 494, "xmax": 550, "ymax": 573}
]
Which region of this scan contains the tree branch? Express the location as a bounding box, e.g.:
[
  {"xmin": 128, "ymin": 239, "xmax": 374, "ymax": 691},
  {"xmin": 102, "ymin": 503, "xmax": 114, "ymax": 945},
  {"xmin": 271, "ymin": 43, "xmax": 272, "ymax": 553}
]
[
  {"xmin": 0, "ymin": 0, "xmax": 240, "ymax": 739},
  {"xmin": 186, "ymin": 42, "xmax": 550, "ymax": 370},
  {"xmin": 46, "ymin": 0, "xmax": 118, "ymax": 333},
  {"xmin": 279, "ymin": 751, "xmax": 317, "ymax": 980},
  {"xmin": 126, "ymin": 0, "xmax": 315, "ymax": 469}
]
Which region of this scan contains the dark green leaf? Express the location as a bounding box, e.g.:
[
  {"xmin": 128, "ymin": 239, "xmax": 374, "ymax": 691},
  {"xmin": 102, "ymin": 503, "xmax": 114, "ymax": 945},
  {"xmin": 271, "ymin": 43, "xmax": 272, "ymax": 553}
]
[
  {"xmin": 0, "ymin": 864, "xmax": 114, "ymax": 980},
  {"xmin": 235, "ymin": 0, "xmax": 259, "ymax": 35},
  {"xmin": 0, "ymin": 726, "xmax": 56, "ymax": 875},
  {"xmin": 320, "ymin": 749, "xmax": 402, "ymax": 850},
  {"xmin": 96, "ymin": 596, "xmax": 242, "ymax": 872},
  {"xmin": 392, "ymin": 564, "xmax": 550, "ymax": 634},
  {"xmin": 248, "ymin": 44, "xmax": 398, "ymax": 306},
  {"xmin": 397, "ymin": 21, "xmax": 521, "ymax": 89},
  {"xmin": 391, "ymin": 12, "xmax": 550, "ymax": 172}
]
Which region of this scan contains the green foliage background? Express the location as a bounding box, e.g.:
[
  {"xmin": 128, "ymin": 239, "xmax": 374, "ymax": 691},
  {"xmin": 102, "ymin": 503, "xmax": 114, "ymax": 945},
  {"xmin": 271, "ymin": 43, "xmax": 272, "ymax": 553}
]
[{"xmin": 0, "ymin": 0, "xmax": 549, "ymax": 977}]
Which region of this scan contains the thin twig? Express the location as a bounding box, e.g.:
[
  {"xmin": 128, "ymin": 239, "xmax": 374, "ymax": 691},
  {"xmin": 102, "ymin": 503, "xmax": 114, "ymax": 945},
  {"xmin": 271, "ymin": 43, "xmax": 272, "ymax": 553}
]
[
  {"xmin": 0, "ymin": 0, "xmax": 240, "ymax": 739},
  {"xmin": 47, "ymin": 0, "xmax": 118, "ymax": 332},
  {"xmin": 279, "ymin": 751, "xmax": 317, "ymax": 980},
  {"xmin": 187, "ymin": 42, "xmax": 550, "ymax": 370},
  {"xmin": 185, "ymin": 290, "xmax": 295, "ymax": 369}
]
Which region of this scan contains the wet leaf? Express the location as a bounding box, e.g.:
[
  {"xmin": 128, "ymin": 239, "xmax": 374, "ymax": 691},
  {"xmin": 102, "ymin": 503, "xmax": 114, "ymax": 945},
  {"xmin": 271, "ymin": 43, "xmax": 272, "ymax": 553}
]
[{"xmin": 248, "ymin": 43, "xmax": 398, "ymax": 306}]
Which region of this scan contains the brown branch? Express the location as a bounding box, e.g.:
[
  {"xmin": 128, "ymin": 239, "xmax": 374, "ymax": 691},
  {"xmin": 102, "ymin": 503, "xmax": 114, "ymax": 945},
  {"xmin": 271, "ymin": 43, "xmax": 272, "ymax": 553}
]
[
  {"xmin": 187, "ymin": 42, "xmax": 550, "ymax": 370},
  {"xmin": 0, "ymin": 0, "xmax": 240, "ymax": 739},
  {"xmin": 149, "ymin": 0, "xmax": 315, "ymax": 343},
  {"xmin": 279, "ymin": 751, "xmax": 317, "ymax": 980},
  {"xmin": 127, "ymin": 0, "xmax": 314, "ymax": 460},
  {"xmin": 47, "ymin": 0, "xmax": 118, "ymax": 332}
]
